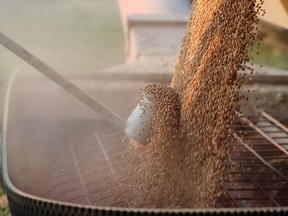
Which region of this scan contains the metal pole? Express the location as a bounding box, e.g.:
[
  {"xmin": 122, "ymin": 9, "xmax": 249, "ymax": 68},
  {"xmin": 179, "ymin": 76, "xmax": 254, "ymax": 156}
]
[{"xmin": 0, "ymin": 31, "xmax": 126, "ymax": 131}]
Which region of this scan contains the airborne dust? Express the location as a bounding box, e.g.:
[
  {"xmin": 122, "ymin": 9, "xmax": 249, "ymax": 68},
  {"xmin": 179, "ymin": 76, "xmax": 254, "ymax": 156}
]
[{"xmin": 108, "ymin": 0, "xmax": 264, "ymax": 208}]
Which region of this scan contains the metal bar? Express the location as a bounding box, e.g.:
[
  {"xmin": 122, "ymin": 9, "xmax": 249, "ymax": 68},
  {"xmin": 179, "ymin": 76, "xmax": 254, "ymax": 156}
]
[
  {"xmin": 238, "ymin": 179, "xmax": 287, "ymax": 183},
  {"xmin": 228, "ymin": 159, "xmax": 280, "ymax": 207},
  {"xmin": 231, "ymin": 171, "xmax": 288, "ymax": 174},
  {"xmin": 231, "ymin": 157, "xmax": 259, "ymax": 160},
  {"xmin": 1, "ymin": 68, "xmax": 19, "ymax": 186},
  {"xmin": 237, "ymin": 113, "xmax": 288, "ymax": 156},
  {"xmin": 68, "ymin": 141, "xmax": 91, "ymax": 205},
  {"xmin": 261, "ymin": 111, "xmax": 288, "ymax": 134},
  {"xmin": 227, "ymin": 188, "xmax": 288, "ymax": 191},
  {"xmin": 0, "ymin": 31, "xmax": 126, "ymax": 131},
  {"xmin": 232, "ymin": 198, "xmax": 274, "ymax": 201},
  {"xmin": 94, "ymin": 132, "xmax": 116, "ymax": 175},
  {"xmin": 231, "ymin": 179, "xmax": 287, "ymax": 183},
  {"xmin": 227, "ymin": 197, "xmax": 241, "ymax": 208},
  {"xmin": 221, "ymin": 184, "xmax": 242, "ymax": 207},
  {"xmin": 267, "ymin": 136, "xmax": 288, "ymax": 140},
  {"xmin": 244, "ymin": 138, "xmax": 275, "ymax": 142},
  {"xmin": 254, "ymin": 149, "xmax": 284, "ymax": 153},
  {"xmin": 233, "ymin": 133, "xmax": 288, "ymax": 181},
  {"xmin": 241, "ymin": 164, "xmax": 286, "ymax": 167},
  {"xmin": 258, "ymin": 156, "xmax": 288, "ymax": 160}
]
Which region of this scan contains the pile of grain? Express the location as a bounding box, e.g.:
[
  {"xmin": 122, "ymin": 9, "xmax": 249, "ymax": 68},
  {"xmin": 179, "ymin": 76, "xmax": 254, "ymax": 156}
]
[{"xmin": 112, "ymin": 0, "xmax": 264, "ymax": 208}]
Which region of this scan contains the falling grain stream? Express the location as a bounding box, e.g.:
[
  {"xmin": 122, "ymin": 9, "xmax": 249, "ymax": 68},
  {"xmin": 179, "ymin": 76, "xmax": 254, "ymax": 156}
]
[{"xmin": 108, "ymin": 0, "xmax": 265, "ymax": 208}]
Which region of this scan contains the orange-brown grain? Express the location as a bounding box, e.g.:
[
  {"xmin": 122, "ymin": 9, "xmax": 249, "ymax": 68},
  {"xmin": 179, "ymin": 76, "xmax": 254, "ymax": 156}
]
[{"xmin": 110, "ymin": 0, "xmax": 264, "ymax": 209}]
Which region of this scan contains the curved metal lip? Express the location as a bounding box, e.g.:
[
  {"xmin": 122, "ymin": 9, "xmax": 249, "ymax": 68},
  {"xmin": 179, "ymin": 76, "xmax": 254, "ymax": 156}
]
[{"xmin": 1, "ymin": 72, "xmax": 288, "ymax": 214}]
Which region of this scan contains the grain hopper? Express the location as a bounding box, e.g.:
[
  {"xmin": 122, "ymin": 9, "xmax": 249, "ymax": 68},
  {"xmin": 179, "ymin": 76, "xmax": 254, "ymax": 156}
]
[{"xmin": 2, "ymin": 0, "xmax": 288, "ymax": 215}]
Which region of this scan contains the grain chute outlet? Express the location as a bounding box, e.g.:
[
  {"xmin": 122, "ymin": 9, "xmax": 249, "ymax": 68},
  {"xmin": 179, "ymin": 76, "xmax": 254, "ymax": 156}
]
[{"xmin": 1, "ymin": 0, "xmax": 288, "ymax": 215}]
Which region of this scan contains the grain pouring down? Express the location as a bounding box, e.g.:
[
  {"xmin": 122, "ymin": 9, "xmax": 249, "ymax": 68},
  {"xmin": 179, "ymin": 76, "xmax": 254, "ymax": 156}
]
[{"xmin": 113, "ymin": 0, "xmax": 265, "ymax": 208}]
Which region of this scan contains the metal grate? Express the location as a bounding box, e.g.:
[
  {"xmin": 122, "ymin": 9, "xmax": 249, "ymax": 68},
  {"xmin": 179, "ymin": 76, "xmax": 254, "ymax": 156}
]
[
  {"xmin": 47, "ymin": 120, "xmax": 126, "ymax": 206},
  {"xmin": 224, "ymin": 111, "xmax": 288, "ymax": 207},
  {"xmin": 4, "ymin": 110, "xmax": 288, "ymax": 215},
  {"xmin": 43, "ymin": 111, "xmax": 288, "ymax": 208}
]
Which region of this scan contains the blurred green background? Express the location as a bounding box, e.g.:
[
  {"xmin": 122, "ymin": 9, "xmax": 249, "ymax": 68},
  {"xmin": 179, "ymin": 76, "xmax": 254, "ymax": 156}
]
[{"xmin": 0, "ymin": 0, "xmax": 287, "ymax": 215}]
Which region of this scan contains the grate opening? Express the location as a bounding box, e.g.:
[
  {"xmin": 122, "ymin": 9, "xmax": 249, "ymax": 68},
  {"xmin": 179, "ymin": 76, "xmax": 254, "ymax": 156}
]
[
  {"xmin": 20, "ymin": 111, "xmax": 288, "ymax": 208},
  {"xmin": 226, "ymin": 111, "xmax": 288, "ymax": 207}
]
